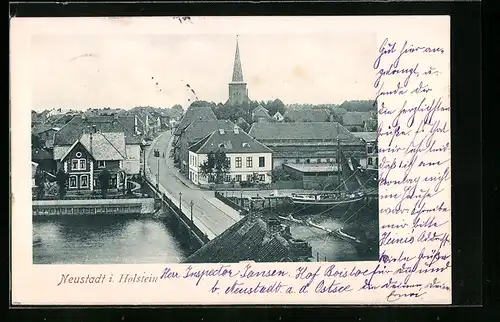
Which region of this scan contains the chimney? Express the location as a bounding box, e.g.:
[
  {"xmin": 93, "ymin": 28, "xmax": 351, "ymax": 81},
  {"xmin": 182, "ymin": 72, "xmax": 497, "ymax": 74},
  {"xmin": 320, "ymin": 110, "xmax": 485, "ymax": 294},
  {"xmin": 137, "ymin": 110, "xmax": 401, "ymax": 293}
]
[
  {"xmin": 219, "ymin": 129, "xmax": 225, "ymax": 135},
  {"xmin": 234, "ymin": 125, "xmax": 239, "ymax": 134}
]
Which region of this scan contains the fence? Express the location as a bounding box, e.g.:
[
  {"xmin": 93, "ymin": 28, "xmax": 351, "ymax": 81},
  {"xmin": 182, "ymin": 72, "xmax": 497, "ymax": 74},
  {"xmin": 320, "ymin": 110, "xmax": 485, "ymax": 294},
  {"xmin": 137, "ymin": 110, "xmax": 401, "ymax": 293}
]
[
  {"xmin": 214, "ymin": 191, "xmax": 248, "ymax": 215},
  {"xmin": 144, "ymin": 178, "xmax": 210, "ymax": 245}
]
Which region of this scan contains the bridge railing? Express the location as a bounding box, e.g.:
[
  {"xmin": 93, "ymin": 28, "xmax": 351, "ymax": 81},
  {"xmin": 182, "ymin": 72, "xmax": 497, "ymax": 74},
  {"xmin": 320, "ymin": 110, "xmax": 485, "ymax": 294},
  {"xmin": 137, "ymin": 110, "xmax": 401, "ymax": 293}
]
[{"xmin": 144, "ymin": 178, "xmax": 210, "ymax": 245}]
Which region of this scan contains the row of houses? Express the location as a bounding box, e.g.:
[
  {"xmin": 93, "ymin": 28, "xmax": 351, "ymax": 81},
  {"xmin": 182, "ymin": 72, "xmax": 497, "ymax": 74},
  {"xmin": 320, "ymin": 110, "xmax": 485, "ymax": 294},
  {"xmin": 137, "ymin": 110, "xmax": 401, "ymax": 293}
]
[
  {"xmin": 32, "ymin": 107, "xmax": 181, "ymax": 150},
  {"xmin": 31, "ymin": 111, "xmax": 167, "ymax": 193},
  {"xmin": 174, "ymin": 105, "xmax": 378, "ymax": 188},
  {"xmin": 249, "ymin": 105, "xmax": 376, "ymax": 132}
]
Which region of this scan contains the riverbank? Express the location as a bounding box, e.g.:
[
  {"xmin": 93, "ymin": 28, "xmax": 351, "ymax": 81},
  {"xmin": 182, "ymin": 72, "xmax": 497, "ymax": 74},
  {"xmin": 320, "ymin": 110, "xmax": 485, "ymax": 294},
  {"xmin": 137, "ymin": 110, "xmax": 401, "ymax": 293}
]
[{"xmin": 32, "ymin": 198, "xmax": 156, "ymax": 215}]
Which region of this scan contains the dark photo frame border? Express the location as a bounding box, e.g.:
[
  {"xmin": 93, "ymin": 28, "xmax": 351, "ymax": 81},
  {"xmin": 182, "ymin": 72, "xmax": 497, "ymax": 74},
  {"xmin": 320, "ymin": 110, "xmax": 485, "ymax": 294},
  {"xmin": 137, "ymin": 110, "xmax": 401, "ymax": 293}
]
[{"xmin": 8, "ymin": 1, "xmax": 485, "ymax": 321}]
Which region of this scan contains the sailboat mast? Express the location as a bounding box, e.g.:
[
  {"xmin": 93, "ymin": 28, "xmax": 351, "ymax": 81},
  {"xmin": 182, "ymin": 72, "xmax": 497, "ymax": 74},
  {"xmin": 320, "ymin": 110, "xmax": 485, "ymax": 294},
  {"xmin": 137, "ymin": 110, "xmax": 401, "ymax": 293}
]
[{"xmin": 337, "ymin": 123, "xmax": 341, "ymax": 186}]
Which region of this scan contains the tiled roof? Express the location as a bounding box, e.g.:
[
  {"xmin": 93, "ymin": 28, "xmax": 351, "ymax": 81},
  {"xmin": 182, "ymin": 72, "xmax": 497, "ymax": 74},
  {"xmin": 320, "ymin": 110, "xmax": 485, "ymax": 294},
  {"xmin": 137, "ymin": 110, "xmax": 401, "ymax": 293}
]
[
  {"xmin": 285, "ymin": 163, "xmax": 340, "ymax": 173},
  {"xmin": 184, "ymin": 216, "xmax": 291, "ymax": 263},
  {"xmin": 79, "ymin": 132, "xmax": 126, "ymax": 161},
  {"xmin": 236, "ymin": 116, "xmax": 249, "ymax": 126},
  {"xmin": 342, "ymin": 112, "xmax": 372, "ymax": 126},
  {"xmin": 252, "ymin": 106, "xmax": 272, "ymax": 120},
  {"xmin": 182, "ymin": 119, "xmax": 235, "ymax": 143},
  {"xmin": 174, "ymin": 106, "xmax": 217, "ymax": 136},
  {"xmin": 338, "ymin": 100, "xmax": 377, "ymax": 112},
  {"xmin": 32, "ymin": 124, "xmax": 56, "ymax": 135},
  {"xmin": 189, "ymin": 128, "xmax": 272, "ymax": 154},
  {"xmin": 248, "ymin": 122, "xmax": 356, "ymax": 142},
  {"xmin": 32, "ymin": 148, "xmax": 53, "ymax": 160},
  {"xmin": 352, "ymin": 132, "xmax": 378, "ymax": 142},
  {"xmin": 53, "ymin": 115, "xmax": 142, "ymax": 146},
  {"xmin": 284, "ymin": 108, "xmax": 330, "ymax": 122}
]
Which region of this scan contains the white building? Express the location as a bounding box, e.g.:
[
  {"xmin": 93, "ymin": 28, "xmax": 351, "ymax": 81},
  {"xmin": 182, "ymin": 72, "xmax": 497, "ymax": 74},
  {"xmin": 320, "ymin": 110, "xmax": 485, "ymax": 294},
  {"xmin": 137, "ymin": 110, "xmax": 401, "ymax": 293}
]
[
  {"xmin": 352, "ymin": 132, "xmax": 378, "ymax": 169},
  {"xmin": 272, "ymin": 111, "xmax": 284, "ymax": 122},
  {"xmin": 188, "ymin": 127, "xmax": 273, "ymax": 186}
]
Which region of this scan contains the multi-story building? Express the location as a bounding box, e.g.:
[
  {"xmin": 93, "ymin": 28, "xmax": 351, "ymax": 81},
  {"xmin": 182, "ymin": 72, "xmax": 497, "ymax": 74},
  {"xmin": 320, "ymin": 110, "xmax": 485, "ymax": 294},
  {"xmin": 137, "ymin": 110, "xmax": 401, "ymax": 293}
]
[
  {"xmin": 58, "ymin": 131, "xmax": 128, "ymax": 191},
  {"xmin": 52, "ymin": 115, "xmax": 143, "ymax": 176},
  {"xmin": 352, "ymin": 132, "xmax": 378, "ymax": 170},
  {"xmin": 248, "ymin": 122, "xmax": 366, "ymax": 169},
  {"xmin": 188, "ymin": 126, "xmax": 272, "ymax": 186}
]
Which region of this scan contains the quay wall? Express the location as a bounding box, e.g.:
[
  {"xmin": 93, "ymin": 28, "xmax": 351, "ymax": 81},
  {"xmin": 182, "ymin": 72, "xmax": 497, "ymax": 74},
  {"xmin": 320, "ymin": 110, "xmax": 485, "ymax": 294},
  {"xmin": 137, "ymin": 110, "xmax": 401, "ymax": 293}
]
[
  {"xmin": 32, "ymin": 198, "xmax": 155, "ymax": 215},
  {"xmin": 143, "ymin": 178, "xmax": 208, "ymax": 252}
]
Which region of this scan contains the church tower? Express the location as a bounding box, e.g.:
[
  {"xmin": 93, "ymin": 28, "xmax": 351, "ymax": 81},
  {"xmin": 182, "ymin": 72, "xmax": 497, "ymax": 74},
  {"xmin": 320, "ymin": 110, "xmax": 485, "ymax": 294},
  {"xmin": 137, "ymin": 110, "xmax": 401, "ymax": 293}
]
[{"xmin": 228, "ymin": 37, "xmax": 249, "ymax": 105}]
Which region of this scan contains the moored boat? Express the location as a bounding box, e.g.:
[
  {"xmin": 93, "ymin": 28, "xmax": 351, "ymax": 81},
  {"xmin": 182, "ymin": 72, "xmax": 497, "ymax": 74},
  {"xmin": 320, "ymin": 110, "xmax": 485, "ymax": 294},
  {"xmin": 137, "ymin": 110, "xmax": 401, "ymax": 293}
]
[{"xmin": 289, "ymin": 191, "xmax": 364, "ymax": 206}]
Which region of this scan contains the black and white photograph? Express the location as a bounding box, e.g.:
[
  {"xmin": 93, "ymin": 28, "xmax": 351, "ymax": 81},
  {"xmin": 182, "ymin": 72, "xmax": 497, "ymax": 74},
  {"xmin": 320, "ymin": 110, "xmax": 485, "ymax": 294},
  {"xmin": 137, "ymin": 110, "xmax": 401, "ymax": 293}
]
[
  {"xmin": 30, "ymin": 30, "xmax": 380, "ymax": 265},
  {"xmin": 12, "ymin": 15, "xmax": 453, "ymax": 306}
]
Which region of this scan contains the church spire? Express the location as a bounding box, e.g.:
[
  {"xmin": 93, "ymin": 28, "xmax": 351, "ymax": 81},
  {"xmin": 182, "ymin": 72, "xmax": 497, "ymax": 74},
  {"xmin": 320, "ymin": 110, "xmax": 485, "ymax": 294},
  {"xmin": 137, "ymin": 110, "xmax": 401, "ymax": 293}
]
[{"xmin": 231, "ymin": 37, "xmax": 244, "ymax": 83}]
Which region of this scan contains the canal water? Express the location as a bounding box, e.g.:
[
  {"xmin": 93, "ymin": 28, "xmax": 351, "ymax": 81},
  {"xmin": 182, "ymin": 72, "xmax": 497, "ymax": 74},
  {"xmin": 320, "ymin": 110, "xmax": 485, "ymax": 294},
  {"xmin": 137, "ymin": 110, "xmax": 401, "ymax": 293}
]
[
  {"xmin": 261, "ymin": 199, "xmax": 379, "ymax": 262},
  {"xmin": 33, "ymin": 214, "xmax": 187, "ymax": 264},
  {"xmin": 32, "ymin": 201, "xmax": 378, "ymax": 264}
]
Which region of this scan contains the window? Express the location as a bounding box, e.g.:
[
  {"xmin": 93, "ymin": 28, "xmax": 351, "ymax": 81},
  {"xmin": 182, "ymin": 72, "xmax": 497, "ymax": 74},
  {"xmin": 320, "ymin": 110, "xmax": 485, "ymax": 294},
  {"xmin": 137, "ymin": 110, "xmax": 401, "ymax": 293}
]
[
  {"xmin": 80, "ymin": 175, "xmax": 89, "ymax": 188},
  {"xmin": 317, "ymin": 159, "xmax": 321, "ymax": 164},
  {"xmin": 375, "ymin": 157, "xmax": 379, "ymax": 166},
  {"xmin": 326, "ymin": 158, "xmax": 331, "ymax": 163},
  {"xmin": 71, "ymin": 160, "xmax": 78, "ymax": 170},
  {"xmin": 226, "ymin": 157, "xmax": 231, "ymax": 167},
  {"xmin": 295, "ymin": 159, "xmax": 300, "ymax": 164},
  {"xmin": 235, "ymin": 157, "xmax": 242, "ymax": 168},
  {"xmin": 69, "ymin": 175, "xmax": 77, "ymax": 188},
  {"xmin": 97, "ymin": 161, "xmax": 106, "ymax": 168},
  {"xmin": 235, "ymin": 174, "xmax": 242, "ymax": 182},
  {"xmin": 306, "ymin": 159, "xmax": 311, "ymax": 164},
  {"xmin": 368, "ymin": 158, "xmax": 373, "ymax": 165},
  {"xmin": 258, "ymin": 174, "xmax": 265, "ymax": 181},
  {"xmin": 259, "ymin": 157, "xmax": 265, "ymax": 167},
  {"xmin": 367, "ymin": 146, "xmax": 373, "ymax": 154},
  {"xmin": 246, "ymin": 157, "xmax": 253, "ymax": 168},
  {"xmin": 224, "ymin": 175, "xmax": 231, "ymax": 182},
  {"xmin": 79, "ymin": 159, "xmax": 86, "ymax": 170}
]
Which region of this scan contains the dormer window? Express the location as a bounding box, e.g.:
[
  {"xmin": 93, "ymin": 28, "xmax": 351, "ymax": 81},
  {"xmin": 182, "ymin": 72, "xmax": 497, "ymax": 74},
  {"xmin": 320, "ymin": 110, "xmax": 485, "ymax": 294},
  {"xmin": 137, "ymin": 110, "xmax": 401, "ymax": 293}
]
[
  {"xmin": 219, "ymin": 143, "xmax": 225, "ymax": 148},
  {"xmin": 242, "ymin": 143, "xmax": 250, "ymax": 148}
]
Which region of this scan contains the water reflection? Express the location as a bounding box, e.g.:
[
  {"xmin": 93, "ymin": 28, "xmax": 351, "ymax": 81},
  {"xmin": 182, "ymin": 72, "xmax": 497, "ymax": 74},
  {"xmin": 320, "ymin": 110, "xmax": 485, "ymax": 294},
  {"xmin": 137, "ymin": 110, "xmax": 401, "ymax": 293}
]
[{"xmin": 33, "ymin": 214, "xmax": 186, "ymax": 264}]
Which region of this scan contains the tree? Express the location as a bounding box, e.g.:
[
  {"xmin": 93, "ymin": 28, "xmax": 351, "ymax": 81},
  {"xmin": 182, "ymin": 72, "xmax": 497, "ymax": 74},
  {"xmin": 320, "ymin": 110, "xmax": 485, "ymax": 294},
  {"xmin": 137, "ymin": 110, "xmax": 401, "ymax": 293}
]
[
  {"xmin": 170, "ymin": 104, "xmax": 184, "ymax": 118},
  {"xmin": 199, "ymin": 151, "xmax": 230, "ymax": 184},
  {"xmin": 98, "ymin": 169, "xmax": 111, "ymax": 198},
  {"xmin": 34, "ymin": 170, "xmax": 45, "ymax": 199},
  {"xmin": 55, "ymin": 169, "xmax": 68, "ymax": 199},
  {"xmin": 31, "ymin": 134, "xmax": 42, "ymax": 149}
]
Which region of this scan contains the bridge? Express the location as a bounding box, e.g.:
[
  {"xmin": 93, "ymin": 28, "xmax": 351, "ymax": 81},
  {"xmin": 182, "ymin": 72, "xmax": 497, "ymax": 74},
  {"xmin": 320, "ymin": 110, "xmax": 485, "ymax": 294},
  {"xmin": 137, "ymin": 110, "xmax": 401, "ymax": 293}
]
[{"xmin": 144, "ymin": 131, "xmax": 242, "ymax": 247}]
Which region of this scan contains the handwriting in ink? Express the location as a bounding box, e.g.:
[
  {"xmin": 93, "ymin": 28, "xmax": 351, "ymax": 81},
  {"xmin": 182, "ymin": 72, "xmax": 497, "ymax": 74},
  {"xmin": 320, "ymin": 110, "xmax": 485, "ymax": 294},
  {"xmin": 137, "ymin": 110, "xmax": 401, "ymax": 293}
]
[
  {"xmin": 182, "ymin": 264, "xmax": 239, "ymax": 286},
  {"xmin": 386, "ymin": 289, "xmax": 427, "ymax": 302}
]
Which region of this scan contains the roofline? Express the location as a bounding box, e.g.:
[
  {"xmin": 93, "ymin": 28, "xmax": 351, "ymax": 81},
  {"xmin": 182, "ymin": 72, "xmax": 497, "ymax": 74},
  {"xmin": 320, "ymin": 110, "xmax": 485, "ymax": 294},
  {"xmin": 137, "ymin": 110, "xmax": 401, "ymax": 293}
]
[
  {"xmin": 190, "ymin": 131, "xmax": 215, "ymax": 154},
  {"xmin": 98, "ymin": 132, "xmax": 127, "ymax": 159},
  {"xmin": 59, "ymin": 139, "xmax": 96, "ymax": 162}
]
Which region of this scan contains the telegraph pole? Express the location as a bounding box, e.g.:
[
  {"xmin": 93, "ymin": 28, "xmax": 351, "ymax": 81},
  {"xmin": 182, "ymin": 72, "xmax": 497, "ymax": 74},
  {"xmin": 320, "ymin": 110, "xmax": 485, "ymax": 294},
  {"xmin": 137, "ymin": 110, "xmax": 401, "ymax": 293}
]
[
  {"xmin": 190, "ymin": 200, "xmax": 194, "ymax": 224},
  {"xmin": 179, "ymin": 192, "xmax": 182, "ymax": 211}
]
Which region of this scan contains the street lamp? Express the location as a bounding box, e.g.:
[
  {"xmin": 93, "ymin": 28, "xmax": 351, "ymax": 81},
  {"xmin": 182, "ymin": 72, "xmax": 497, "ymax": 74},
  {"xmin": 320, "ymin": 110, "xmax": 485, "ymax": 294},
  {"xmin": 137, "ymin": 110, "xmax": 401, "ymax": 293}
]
[
  {"xmin": 179, "ymin": 192, "xmax": 182, "ymax": 211},
  {"xmin": 156, "ymin": 156, "xmax": 160, "ymax": 190},
  {"xmin": 190, "ymin": 200, "xmax": 194, "ymax": 224}
]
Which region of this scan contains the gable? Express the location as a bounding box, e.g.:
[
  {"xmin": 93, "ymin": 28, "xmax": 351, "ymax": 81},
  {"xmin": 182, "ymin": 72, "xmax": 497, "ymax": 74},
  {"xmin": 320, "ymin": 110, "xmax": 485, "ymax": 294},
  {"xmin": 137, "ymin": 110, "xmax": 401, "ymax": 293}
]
[{"xmin": 61, "ymin": 141, "xmax": 95, "ymax": 163}]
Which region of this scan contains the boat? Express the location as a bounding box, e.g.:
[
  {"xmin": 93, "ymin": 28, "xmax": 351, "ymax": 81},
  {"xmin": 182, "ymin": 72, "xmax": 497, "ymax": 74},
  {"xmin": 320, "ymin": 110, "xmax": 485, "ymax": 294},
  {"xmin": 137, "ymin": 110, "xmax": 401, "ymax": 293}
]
[
  {"xmin": 289, "ymin": 191, "xmax": 364, "ymax": 205},
  {"xmin": 290, "ymin": 128, "xmax": 366, "ymax": 206}
]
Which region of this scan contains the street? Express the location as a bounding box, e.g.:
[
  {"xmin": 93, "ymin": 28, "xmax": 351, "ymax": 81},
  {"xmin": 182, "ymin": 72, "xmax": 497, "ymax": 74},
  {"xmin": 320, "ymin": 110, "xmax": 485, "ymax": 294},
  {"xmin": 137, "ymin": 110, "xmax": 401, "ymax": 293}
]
[{"xmin": 145, "ymin": 131, "xmax": 241, "ymax": 240}]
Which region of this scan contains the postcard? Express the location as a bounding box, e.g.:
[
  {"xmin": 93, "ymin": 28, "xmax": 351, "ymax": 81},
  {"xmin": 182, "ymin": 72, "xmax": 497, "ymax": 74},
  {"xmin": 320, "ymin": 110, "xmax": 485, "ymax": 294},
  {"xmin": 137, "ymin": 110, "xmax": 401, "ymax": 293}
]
[{"xmin": 11, "ymin": 16, "xmax": 451, "ymax": 305}]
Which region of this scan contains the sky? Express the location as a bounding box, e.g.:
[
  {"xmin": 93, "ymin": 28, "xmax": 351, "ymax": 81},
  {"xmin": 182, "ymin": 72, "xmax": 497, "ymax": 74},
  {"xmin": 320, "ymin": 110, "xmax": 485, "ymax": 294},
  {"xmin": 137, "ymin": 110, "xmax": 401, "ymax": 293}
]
[{"xmin": 24, "ymin": 17, "xmax": 378, "ymax": 111}]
